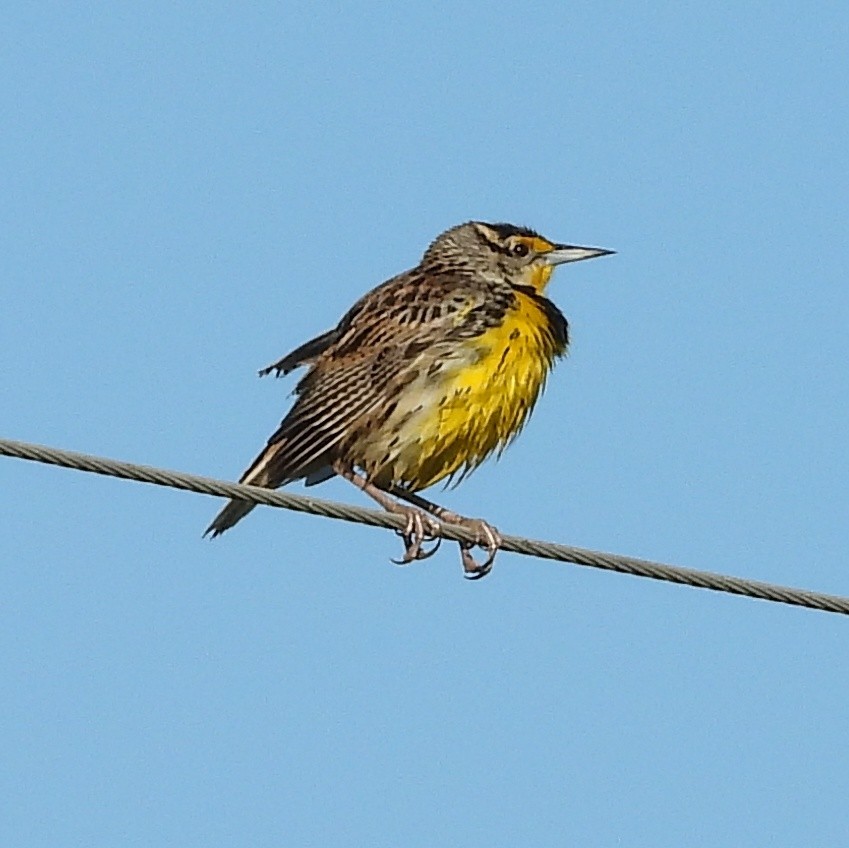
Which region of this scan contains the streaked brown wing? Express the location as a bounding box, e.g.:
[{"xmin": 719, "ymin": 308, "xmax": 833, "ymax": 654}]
[
  {"xmin": 258, "ymin": 327, "xmax": 340, "ymax": 378},
  {"xmin": 244, "ymin": 268, "xmax": 493, "ymax": 487}
]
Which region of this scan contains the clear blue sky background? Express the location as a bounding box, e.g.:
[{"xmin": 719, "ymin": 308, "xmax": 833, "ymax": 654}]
[{"xmin": 2, "ymin": 3, "xmax": 848, "ymax": 846}]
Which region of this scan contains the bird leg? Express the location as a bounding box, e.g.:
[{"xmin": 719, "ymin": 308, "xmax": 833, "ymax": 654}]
[
  {"xmin": 389, "ymin": 487, "xmax": 503, "ymax": 580},
  {"xmin": 332, "ymin": 463, "xmax": 441, "ymax": 564}
]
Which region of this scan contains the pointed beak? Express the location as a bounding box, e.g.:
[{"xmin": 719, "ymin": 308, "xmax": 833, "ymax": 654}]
[{"xmin": 544, "ymin": 244, "xmax": 616, "ymax": 266}]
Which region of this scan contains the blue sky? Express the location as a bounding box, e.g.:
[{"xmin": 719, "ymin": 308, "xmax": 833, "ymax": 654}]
[{"xmin": 2, "ymin": 2, "xmax": 848, "ymax": 845}]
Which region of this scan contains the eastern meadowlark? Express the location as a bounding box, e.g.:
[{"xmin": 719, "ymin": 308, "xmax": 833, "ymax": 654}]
[{"xmin": 205, "ymin": 221, "xmax": 613, "ymax": 577}]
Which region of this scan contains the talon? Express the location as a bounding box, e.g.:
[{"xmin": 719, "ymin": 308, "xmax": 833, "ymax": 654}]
[
  {"xmin": 457, "ymin": 519, "xmax": 502, "ymax": 579},
  {"xmin": 461, "ymin": 545, "xmax": 496, "ymax": 579},
  {"xmin": 390, "ymin": 507, "xmax": 442, "ymax": 564}
]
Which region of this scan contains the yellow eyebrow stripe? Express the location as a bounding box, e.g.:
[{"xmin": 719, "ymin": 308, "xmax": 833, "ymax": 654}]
[{"xmin": 519, "ymin": 236, "xmax": 556, "ymax": 254}]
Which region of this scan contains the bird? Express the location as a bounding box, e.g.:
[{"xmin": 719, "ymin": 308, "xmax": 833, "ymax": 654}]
[{"xmin": 205, "ymin": 221, "xmax": 613, "ymax": 578}]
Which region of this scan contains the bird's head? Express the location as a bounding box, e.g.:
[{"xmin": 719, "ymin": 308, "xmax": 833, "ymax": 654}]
[{"xmin": 422, "ymin": 221, "xmax": 614, "ymax": 293}]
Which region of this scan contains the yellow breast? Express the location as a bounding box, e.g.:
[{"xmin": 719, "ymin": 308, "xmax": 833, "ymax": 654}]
[{"xmin": 376, "ymin": 288, "xmax": 566, "ymax": 491}]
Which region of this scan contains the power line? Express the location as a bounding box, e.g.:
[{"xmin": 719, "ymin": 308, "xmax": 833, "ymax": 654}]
[{"xmin": 2, "ymin": 435, "xmax": 848, "ymax": 617}]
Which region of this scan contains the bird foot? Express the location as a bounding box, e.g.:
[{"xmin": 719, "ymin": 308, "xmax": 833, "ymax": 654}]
[
  {"xmin": 391, "ymin": 506, "xmax": 443, "ymax": 564},
  {"xmin": 453, "ymin": 517, "xmax": 502, "ymax": 580}
]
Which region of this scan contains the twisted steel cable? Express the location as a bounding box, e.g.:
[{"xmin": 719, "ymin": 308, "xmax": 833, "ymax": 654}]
[{"xmin": 2, "ymin": 437, "xmax": 848, "ymax": 616}]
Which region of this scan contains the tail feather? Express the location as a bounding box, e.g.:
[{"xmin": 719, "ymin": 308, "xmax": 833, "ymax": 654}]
[
  {"xmin": 203, "ymin": 443, "xmax": 283, "ymax": 538},
  {"xmin": 205, "ymin": 377, "xmax": 356, "ymax": 537},
  {"xmin": 204, "ymin": 498, "xmax": 257, "ymax": 538}
]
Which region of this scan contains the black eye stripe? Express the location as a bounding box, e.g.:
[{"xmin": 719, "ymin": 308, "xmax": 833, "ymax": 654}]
[
  {"xmin": 473, "ymin": 226, "xmax": 534, "ymax": 258},
  {"xmin": 474, "ymin": 230, "xmax": 512, "ymax": 256}
]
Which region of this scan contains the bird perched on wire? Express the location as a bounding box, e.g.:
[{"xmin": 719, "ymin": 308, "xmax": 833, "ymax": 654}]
[{"xmin": 205, "ymin": 221, "xmax": 613, "ymax": 578}]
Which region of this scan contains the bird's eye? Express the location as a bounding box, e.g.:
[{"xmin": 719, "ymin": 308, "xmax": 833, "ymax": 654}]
[{"xmin": 512, "ymin": 242, "xmax": 529, "ymax": 257}]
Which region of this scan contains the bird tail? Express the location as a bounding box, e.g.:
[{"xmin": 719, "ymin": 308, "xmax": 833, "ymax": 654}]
[
  {"xmin": 203, "ymin": 443, "xmax": 285, "ymax": 538},
  {"xmin": 204, "ymin": 498, "xmax": 255, "ymax": 538}
]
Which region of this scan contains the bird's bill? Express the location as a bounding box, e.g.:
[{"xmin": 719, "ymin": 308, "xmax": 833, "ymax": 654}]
[{"xmin": 544, "ymin": 244, "xmax": 615, "ymax": 265}]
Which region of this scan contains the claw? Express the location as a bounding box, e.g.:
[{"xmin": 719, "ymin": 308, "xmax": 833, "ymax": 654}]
[
  {"xmin": 391, "ymin": 507, "xmax": 442, "ymax": 565},
  {"xmin": 458, "ymin": 519, "xmax": 502, "ymax": 579}
]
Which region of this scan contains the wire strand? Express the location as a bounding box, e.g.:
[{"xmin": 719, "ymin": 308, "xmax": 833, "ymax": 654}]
[{"xmin": 2, "ymin": 436, "xmax": 848, "ymax": 616}]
